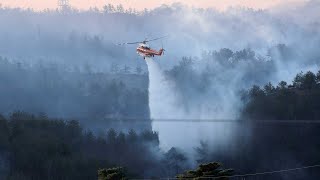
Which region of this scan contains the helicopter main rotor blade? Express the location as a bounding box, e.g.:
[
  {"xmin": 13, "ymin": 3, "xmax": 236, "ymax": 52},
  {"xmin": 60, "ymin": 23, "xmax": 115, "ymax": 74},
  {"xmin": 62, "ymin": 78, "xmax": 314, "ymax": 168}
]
[
  {"xmin": 117, "ymin": 41, "xmax": 142, "ymax": 45},
  {"xmin": 117, "ymin": 35, "xmax": 169, "ymax": 45},
  {"xmin": 126, "ymin": 41, "xmax": 143, "ymax": 44},
  {"xmin": 145, "ymin": 35, "xmax": 169, "ymax": 43}
]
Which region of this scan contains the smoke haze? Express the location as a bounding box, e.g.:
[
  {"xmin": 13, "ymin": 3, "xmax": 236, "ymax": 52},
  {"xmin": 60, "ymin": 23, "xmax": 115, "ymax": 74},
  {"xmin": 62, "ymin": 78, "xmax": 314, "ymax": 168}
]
[{"xmin": 1, "ymin": 1, "xmax": 320, "ymax": 178}]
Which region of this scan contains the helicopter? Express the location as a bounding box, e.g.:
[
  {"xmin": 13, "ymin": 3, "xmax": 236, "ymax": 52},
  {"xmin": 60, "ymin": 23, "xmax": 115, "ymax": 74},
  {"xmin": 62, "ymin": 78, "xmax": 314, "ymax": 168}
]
[{"xmin": 118, "ymin": 36, "xmax": 167, "ymax": 60}]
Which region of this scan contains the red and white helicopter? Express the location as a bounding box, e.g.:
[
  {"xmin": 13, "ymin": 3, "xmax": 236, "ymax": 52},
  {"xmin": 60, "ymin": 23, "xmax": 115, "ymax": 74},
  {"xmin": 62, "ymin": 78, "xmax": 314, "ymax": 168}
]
[{"xmin": 118, "ymin": 36, "xmax": 167, "ymax": 59}]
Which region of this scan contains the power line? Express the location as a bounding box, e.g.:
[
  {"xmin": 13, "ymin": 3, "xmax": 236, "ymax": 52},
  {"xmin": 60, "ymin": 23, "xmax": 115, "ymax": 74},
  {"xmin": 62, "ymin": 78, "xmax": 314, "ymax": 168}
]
[
  {"xmin": 133, "ymin": 164, "xmax": 320, "ymax": 180},
  {"xmin": 201, "ymin": 164, "xmax": 320, "ymax": 179},
  {"xmin": 152, "ymin": 119, "xmax": 320, "ymax": 123},
  {"xmin": 91, "ymin": 118, "xmax": 320, "ymax": 124}
]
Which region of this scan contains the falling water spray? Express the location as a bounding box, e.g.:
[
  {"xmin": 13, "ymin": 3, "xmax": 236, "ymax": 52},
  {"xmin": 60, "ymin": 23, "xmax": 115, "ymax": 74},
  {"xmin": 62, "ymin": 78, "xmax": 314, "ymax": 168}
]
[{"xmin": 145, "ymin": 57, "xmax": 240, "ymax": 158}]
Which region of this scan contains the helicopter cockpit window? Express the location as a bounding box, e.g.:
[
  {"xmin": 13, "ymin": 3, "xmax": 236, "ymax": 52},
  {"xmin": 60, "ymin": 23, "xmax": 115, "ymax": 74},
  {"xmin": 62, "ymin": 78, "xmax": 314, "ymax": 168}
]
[{"xmin": 142, "ymin": 45, "xmax": 150, "ymax": 49}]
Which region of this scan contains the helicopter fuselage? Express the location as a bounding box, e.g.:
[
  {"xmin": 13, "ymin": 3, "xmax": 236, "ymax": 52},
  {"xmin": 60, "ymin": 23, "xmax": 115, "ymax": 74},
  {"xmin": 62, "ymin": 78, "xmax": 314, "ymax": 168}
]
[{"xmin": 136, "ymin": 44, "xmax": 164, "ymax": 59}]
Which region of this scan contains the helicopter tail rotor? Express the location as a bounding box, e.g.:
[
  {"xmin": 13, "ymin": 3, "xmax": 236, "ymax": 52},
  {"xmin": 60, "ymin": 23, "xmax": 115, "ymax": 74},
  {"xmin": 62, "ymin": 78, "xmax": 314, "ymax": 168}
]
[{"xmin": 161, "ymin": 40, "xmax": 165, "ymax": 55}]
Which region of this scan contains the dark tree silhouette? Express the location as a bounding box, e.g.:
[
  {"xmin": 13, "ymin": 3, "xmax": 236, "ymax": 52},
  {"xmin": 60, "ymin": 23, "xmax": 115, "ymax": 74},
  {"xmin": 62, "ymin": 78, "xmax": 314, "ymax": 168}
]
[
  {"xmin": 0, "ymin": 113, "xmax": 162, "ymax": 180},
  {"xmin": 162, "ymin": 147, "xmax": 188, "ymax": 175},
  {"xmin": 177, "ymin": 162, "xmax": 233, "ymax": 180},
  {"xmin": 98, "ymin": 167, "xmax": 128, "ymax": 180}
]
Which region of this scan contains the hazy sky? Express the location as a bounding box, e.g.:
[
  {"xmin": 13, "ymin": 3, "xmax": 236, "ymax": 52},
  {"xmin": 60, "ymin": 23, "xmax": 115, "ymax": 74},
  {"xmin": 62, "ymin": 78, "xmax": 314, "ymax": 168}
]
[{"xmin": 0, "ymin": 0, "xmax": 305, "ymax": 11}]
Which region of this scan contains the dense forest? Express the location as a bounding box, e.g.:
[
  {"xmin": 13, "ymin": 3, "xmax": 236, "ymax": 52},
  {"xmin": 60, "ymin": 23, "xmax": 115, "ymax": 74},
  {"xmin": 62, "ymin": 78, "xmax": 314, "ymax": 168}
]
[
  {"xmin": 0, "ymin": 112, "xmax": 191, "ymax": 179},
  {"xmin": 1, "ymin": 70, "xmax": 320, "ymax": 179},
  {"xmin": 242, "ymin": 70, "xmax": 320, "ymax": 120},
  {"xmin": 1, "ymin": 112, "xmax": 236, "ymax": 179},
  {"xmin": 1, "ymin": 1, "xmax": 320, "ymax": 179},
  {"xmin": 1, "ymin": 47, "xmax": 320, "ymax": 179},
  {"xmin": 0, "ymin": 56, "xmax": 150, "ymax": 132},
  {"xmin": 1, "ymin": 46, "xmax": 320, "ymax": 179},
  {"xmin": 189, "ymin": 71, "xmax": 320, "ymax": 179}
]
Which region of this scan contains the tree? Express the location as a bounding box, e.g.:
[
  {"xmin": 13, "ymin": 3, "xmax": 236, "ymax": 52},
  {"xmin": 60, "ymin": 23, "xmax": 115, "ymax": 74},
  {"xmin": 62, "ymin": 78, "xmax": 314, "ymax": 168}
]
[
  {"xmin": 2, "ymin": 116, "xmax": 160, "ymax": 180},
  {"xmin": 107, "ymin": 128, "xmax": 117, "ymax": 141},
  {"xmin": 219, "ymin": 48, "xmax": 233, "ymax": 59},
  {"xmin": 121, "ymin": 65, "xmax": 131, "ymax": 74},
  {"xmin": 293, "ymin": 71, "xmax": 317, "ymax": 89},
  {"xmin": 177, "ymin": 162, "xmax": 233, "ymax": 180},
  {"xmin": 103, "ymin": 4, "xmax": 115, "ymax": 13},
  {"xmin": 143, "ymin": 8, "xmax": 149, "ymax": 14},
  {"xmin": 162, "ymin": 147, "xmax": 188, "ymax": 175},
  {"xmin": 127, "ymin": 129, "xmax": 138, "ymax": 142},
  {"xmin": 116, "ymin": 5, "xmax": 124, "ymax": 13},
  {"xmin": 278, "ymin": 81, "xmax": 287, "ymax": 90},
  {"xmin": 293, "ymin": 72, "xmax": 303, "ymax": 88},
  {"xmin": 180, "ymin": 57, "xmax": 193, "ymax": 70},
  {"xmin": 84, "ymin": 63, "xmax": 92, "ymax": 74},
  {"xmin": 249, "ymin": 85, "xmax": 265, "ymax": 97},
  {"xmin": 264, "ymin": 82, "xmax": 275, "ymax": 94},
  {"xmin": 0, "ymin": 116, "xmax": 9, "ymax": 150},
  {"xmin": 195, "ymin": 140, "xmax": 209, "ymax": 164},
  {"xmin": 126, "ymin": 8, "xmax": 133, "ymax": 14},
  {"xmin": 135, "ymin": 66, "xmax": 142, "ymax": 74},
  {"xmin": 214, "ymin": 48, "xmax": 233, "ymax": 64},
  {"xmin": 303, "ymin": 71, "xmax": 317, "ymax": 89},
  {"xmin": 140, "ymin": 130, "xmax": 159, "ymax": 145},
  {"xmin": 103, "ymin": 5, "xmax": 109, "ymax": 13},
  {"xmin": 98, "ymin": 167, "xmax": 128, "ymax": 180},
  {"xmin": 233, "ymin": 48, "xmax": 255, "ymax": 61},
  {"xmin": 316, "ymin": 70, "xmax": 320, "ymax": 84},
  {"xmin": 110, "ymin": 63, "xmax": 119, "ymax": 74},
  {"xmin": 117, "ymin": 132, "xmax": 126, "ymax": 145}
]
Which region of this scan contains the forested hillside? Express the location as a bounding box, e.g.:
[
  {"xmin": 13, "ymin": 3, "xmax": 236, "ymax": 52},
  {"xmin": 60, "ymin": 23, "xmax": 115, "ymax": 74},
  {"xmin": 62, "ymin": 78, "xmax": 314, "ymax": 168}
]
[
  {"xmin": 1, "ymin": 1, "xmax": 320, "ymax": 179},
  {"xmin": 192, "ymin": 71, "xmax": 320, "ymax": 179},
  {"xmin": 0, "ymin": 56, "xmax": 150, "ymax": 131},
  {"xmin": 242, "ymin": 70, "xmax": 320, "ymax": 120},
  {"xmin": 0, "ymin": 112, "xmax": 188, "ymax": 179}
]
